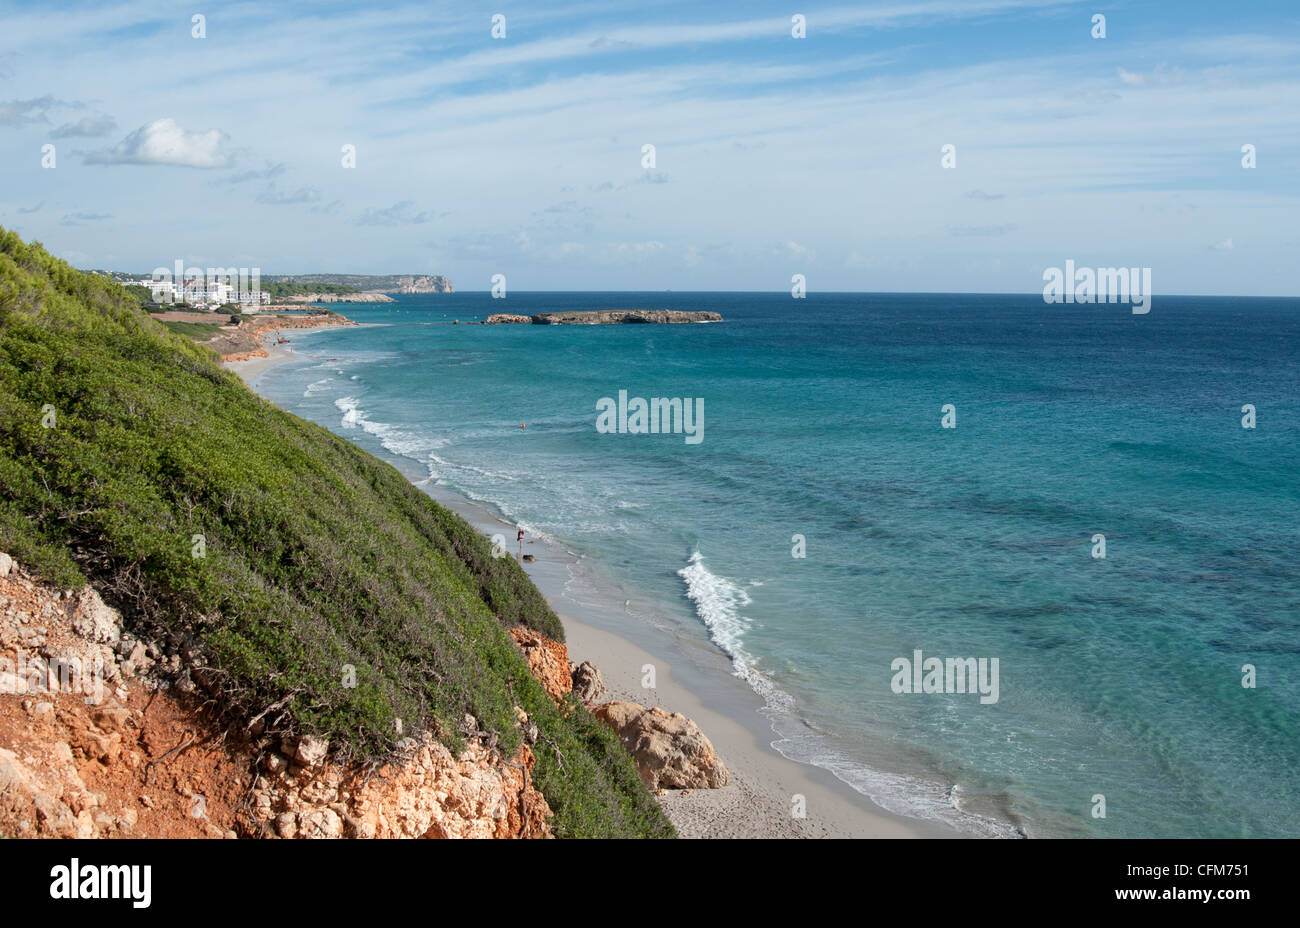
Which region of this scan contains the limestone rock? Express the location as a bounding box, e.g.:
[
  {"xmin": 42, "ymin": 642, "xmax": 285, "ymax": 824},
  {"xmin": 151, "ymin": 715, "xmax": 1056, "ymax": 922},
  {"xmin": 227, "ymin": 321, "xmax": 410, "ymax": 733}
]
[
  {"xmin": 294, "ymin": 735, "xmax": 329, "ymax": 768},
  {"xmin": 593, "ymin": 701, "xmax": 729, "ymax": 790},
  {"xmin": 509, "ymin": 627, "xmax": 572, "ymax": 703},
  {"xmin": 249, "ymin": 735, "xmax": 550, "ymax": 838},
  {"xmin": 570, "ymin": 661, "xmax": 607, "ymax": 703},
  {"xmin": 484, "ymin": 314, "xmax": 531, "ymax": 324},
  {"xmin": 71, "ymin": 587, "xmax": 122, "ymax": 646}
]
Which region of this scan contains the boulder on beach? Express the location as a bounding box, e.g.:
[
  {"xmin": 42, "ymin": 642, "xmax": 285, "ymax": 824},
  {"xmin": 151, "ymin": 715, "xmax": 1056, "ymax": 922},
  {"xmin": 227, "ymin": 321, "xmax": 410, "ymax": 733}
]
[
  {"xmin": 570, "ymin": 660, "xmax": 607, "ymax": 703},
  {"xmin": 592, "ymin": 701, "xmax": 729, "ymax": 790}
]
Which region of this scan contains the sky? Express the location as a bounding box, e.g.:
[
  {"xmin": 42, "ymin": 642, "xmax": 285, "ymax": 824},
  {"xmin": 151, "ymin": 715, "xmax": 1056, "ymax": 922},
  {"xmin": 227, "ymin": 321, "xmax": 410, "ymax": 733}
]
[{"xmin": 0, "ymin": 0, "xmax": 1297, "ymax": 293}]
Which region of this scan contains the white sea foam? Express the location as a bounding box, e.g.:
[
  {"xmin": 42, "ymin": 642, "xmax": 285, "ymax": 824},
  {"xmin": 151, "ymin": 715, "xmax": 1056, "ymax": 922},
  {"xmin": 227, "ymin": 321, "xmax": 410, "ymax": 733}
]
[
  {"xmin": 767, "ymin": 733, "xmax": 1023, "ymax": 838},
  {"xmin": 677, "ymin": 550, "xmax": 1021, "ymax": 838},
  {"xmin": 336, "ymin": 395, "xmax": 364, "ymax": 429},
  {"xmin": 677, "ymin": 551, "xmax": 793, "ymax": 714},
  {"xmin": 304, "ymin": 378, "xmax": 332, "ymax": 398},
  {"xmin": 425, "ymin": 449, "xmax": 527, "ymax": 488},
  {"xmin": 334, "ymin": 396, "xmax": 442, "ymax": 459}
]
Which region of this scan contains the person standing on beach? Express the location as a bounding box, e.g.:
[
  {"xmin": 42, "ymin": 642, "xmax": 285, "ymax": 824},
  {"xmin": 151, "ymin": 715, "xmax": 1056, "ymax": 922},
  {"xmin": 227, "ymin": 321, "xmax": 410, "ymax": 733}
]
[{"xmin": 517, "ymin": 526, "xmax": 525, "ymax": 560}]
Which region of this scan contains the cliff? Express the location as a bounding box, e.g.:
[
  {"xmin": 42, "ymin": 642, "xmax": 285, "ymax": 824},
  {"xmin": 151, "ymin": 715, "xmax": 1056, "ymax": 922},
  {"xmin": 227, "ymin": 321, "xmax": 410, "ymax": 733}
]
[
  {"xmin": 0, "ymin": 554, "xmax": 551, "ymax": 838},
  {"xmin": 385, "ymin": 275, "xmax": 454, "ymax": 294},
  {"xmin": 0, "ymin": 548, "xmax": 724, "ymax": 838}
]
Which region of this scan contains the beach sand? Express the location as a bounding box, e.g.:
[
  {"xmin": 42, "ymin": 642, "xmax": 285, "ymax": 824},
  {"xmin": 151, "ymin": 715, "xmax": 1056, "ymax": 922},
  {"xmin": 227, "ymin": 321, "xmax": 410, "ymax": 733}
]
[
  {"xmin": 224, "ymin": 345, "xmax": 963, "ymax": 839},
  {"xmin": 562, "ymin": 612, "xmax": 957, "ymax": 838},
  {"xmin": 222, "ymin": 331, "xmax": 297, "ymax": 386}
]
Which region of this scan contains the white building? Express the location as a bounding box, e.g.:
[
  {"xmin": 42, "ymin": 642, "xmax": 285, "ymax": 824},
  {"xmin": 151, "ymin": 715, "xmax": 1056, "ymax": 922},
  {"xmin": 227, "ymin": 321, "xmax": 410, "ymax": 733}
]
[
  {"xmin": 146, "ymin": 280, "xmax": 177, "ymax": 303},
  {"xmin": 137, "ymin": 274, "xmax": 267, "ymax": 308},
  {"xmin": 181, "ymin": 280, "xmax": 233, "ymax": 305},
  {"xmin": 235, "ymin": 289, "xmax": 270, "ymax": 311}
]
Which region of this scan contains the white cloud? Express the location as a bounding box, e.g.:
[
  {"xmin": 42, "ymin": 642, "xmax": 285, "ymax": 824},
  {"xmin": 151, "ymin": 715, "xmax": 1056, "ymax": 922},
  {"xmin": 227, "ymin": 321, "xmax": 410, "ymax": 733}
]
[
  {"xmin": 84, "ymin": 118, "xmax": 231, "ymax": 168},
  {"xmin": 50, "ymin": 114, "xmax": 116, "ymax": 138},
  {"xmin": 0, "ymin": 95, "xmax": 82, "ymax": 127},
  {"xmin": 357, "ymin": 200, "xmax": 436, "ymax": 225},
  {"xmin": 257, "ymin": 184, "xmax": 322, "ymax": 206},
  {"xmin": 777, "ymin": 240, "xmax": 814, "ymax": 261},
  {"xmin": 1117, "ymin": 67, "xmax": 1145, "ymax": 86},
  {"xmin": 1212, "ymin": 238, "xmax": 1234, "ymax": 251}
]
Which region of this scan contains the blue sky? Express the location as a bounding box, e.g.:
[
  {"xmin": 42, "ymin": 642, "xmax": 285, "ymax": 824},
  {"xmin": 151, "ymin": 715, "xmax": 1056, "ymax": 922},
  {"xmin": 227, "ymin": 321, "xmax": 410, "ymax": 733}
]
[{"xmin": 1, "ymin": 0, "xmax": 1297, "ymax": 293}]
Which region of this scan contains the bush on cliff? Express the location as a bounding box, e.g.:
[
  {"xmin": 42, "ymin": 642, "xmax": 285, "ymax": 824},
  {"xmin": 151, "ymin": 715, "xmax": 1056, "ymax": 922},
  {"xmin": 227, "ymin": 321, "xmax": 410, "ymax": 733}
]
[{"xmin": 0, "ymin": 227, "xmax": 672, "ymax": 838}]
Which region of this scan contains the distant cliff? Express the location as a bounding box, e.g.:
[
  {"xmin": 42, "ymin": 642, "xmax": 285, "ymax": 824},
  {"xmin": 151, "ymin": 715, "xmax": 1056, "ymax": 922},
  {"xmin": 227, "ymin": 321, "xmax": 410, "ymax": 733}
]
[
  {"xmin": 385, "ymin": 275, "xmax": 454, "ymax": 294},
  {"xmin": 263, "ymin": 274, "xmax": 454, "ymax": 294}
]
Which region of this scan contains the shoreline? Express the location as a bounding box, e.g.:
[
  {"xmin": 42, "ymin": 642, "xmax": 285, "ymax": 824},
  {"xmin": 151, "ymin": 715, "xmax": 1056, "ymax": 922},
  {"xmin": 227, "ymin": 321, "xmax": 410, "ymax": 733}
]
[
  {"xmin": 418, "ymin": 483, "xmax": 960, "ymax": 839},
  {"xmin": 223, "ymin": 335, "xmax": 964, "ymax": 839},
  {"xmin": 222, "ymin": 337, "xmax": 299, "ymax": 385}
]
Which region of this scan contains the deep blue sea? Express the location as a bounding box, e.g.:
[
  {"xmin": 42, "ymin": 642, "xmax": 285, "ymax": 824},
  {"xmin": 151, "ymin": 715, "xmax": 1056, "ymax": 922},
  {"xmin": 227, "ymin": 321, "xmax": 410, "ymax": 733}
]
[{"xmin": 258, "ymin": 292, "xmax": 1300, "ymax": 838}]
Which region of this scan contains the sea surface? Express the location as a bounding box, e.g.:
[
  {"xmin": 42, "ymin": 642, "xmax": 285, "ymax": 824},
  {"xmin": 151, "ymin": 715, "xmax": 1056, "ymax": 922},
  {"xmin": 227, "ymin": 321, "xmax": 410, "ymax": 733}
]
[{"xmin": 256, "ymin": 292, "xmax": 1300, "ymax": 838}]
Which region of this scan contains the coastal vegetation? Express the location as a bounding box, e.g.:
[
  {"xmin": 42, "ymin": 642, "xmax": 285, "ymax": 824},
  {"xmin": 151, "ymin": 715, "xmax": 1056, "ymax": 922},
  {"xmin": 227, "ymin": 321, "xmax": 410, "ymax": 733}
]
[
  {"xmin": 262, "ymin": 281, "xmax": 360, "ymax": 300},
  {"xmin": 159, "ymin": 319, "xmax": 224, "ymax": 339},
  {"xmin": 0, "ymin": 228, "xmax": 672, "ymax": 837}
]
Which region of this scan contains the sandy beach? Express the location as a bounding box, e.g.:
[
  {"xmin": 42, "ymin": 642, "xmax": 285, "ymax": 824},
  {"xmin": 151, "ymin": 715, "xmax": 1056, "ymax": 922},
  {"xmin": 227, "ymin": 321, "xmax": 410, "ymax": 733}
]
[
  {"xmin": 562, "ymin": 613, "xmax": 957, "ymax": 838},
  {"xmin": 223, "ymin": 337, "xmax": 297, "ymax": 385},
  {"xmin": 224, "ymin": 341, "xmax": 961, "ymax": 839}
]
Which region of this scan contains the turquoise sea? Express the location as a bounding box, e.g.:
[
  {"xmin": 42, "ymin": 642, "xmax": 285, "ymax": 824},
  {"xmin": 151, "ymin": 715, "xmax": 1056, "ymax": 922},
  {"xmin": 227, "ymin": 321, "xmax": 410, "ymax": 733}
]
[{"xmin": 257, "ymin": 292, "xmax": 1300, "ymax": 838}]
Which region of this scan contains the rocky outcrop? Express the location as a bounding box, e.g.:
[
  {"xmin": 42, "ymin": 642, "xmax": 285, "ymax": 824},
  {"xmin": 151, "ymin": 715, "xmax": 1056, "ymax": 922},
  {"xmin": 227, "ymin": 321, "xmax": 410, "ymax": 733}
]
[
  {"xmin": 484, "ymin": 314, "xmax": 532, "ymax": 324},
  {"xmin": 71, "ymin": 588, "xmax": 122, "ymax": 646},
  {"xmin": 570, "ymin": 661, "xmax": 607, "ymax": 704},
  {"xmin": 509, "ymin": 628, "xmax": 572, "ymax": 703},
  {"xmin": 593, "ymin": 701, "xmax": 729, "ymax": 791},
  {"xmin": 250, "ymin": 733, "xmax": 550, "ymax": 839},
  {"xmin": 530, "ymin": 310, "xmax": 722, "ymax": 325},
  {"xmin": 0, "ymin": 554, "xmax": 237, "ymax": 838},
  {"xmin": 0, "ymin": 552, "xmax": 552, "ymax": 839},
  {"xmin": 209, "ymin": 311, "xmax": 356, "ymax": 361}
]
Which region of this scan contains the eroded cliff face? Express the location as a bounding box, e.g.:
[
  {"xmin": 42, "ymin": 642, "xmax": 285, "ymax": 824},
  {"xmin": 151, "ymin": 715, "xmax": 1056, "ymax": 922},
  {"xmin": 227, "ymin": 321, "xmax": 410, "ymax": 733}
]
[
  {"xmin": 385, "ymin": 275, "xmax": 454, "ymax": 294},
  {"xmin": 251, "ymin": 735, "xmax": 550, "ymax": 839},
  {"xmin": 0, "ymin": 553, "xmax": 550, "ymax": 839},
  {"xmin": 509, "ymin": 627, "xmax": 573, "ymax": 703}
]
